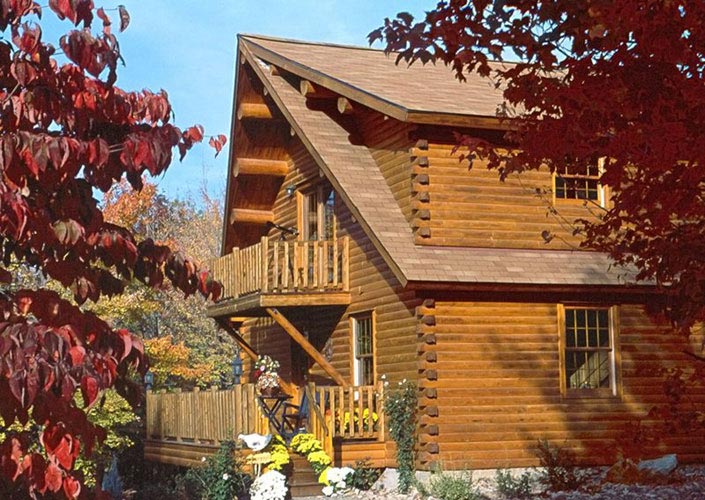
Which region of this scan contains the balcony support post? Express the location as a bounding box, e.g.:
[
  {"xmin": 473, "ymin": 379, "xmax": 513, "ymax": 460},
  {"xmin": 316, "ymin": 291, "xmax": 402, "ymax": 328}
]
[
  {"xmin": 266, "ymin": 307, "xmax": 348, "ymax": 387},
  {"xmin": 216, "ymin": 318, "xmax": 258, "ymax": 361}
]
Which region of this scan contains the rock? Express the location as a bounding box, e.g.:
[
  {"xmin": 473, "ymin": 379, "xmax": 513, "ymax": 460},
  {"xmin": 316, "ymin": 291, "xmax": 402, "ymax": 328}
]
[
  {"xmin": 372, "ymin": 468, "xmax": 399, "ymax": 492},
  {"xmin": 638, "ymin": 454, "xmax": 678, "ymax": 476}
]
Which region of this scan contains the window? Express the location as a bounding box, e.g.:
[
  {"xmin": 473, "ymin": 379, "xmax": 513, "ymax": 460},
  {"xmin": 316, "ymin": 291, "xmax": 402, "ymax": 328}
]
[
  {"xmin": 559, "ymin": 306, "xmax": 619, "ymax": 397},
  {"xmin": 352, "ymin": 313, "xmax": 375, "ymax": 386},
  {"xmin": 299, "ymin": 184, "xmax": 335, "ymax": 241},
  {"xmin": 554, "ymin": 161, "xmax": 602, "ymax": 203}
]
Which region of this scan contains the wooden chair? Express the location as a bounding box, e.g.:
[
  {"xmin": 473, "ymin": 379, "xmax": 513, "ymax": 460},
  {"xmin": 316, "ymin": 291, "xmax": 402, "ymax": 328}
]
[{"xmin": 281, "ymin": 389, "xmax": 309, "ymax": 439}]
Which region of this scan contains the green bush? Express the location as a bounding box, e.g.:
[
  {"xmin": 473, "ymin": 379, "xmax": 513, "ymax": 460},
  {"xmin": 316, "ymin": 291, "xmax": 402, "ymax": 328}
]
[
  {"xmin": 184, "ymin": 440, "xmax": 251, "ymax": 500},
  {"xmin": 347, "ymin": 458, "xmax": 382, "ymax": 490},
  {"xmin": 427, "ymin": 471, "xmax": 482, "ymax": 500},
  {"xmin": 495, "ymin": 469, "xmax": 533, "ymax": 499},
  {"xmin": 383, "ymin": 379, "xmax": 417, "ymax": 494}
]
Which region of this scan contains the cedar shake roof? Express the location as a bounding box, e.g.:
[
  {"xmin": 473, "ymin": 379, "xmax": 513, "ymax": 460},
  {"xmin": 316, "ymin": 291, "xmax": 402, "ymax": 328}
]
[
  {"xmin": 239, "ymin": 36, "xmax": 644, "ymax": 290},
  {"xmin": 241, "ymin": 34, "xmax": 511, "ymax": 128}
]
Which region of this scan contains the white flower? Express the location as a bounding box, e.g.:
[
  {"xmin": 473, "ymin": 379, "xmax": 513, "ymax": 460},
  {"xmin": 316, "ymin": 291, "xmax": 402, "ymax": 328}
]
[
  {"xmin": 200, "ymin": 456, "xmax": 206, "ymax": 462},
  {"xmin": 222, "ymin": 473, "xmax": 229, "ymax": 481},
  {"xmin": 250, "ymin": 469, "xmax": 287, "ymax": 500},
  {"xmin": 322, "ymin": 485, "xmax": 334, "ymax": 496},
  {"xmin": 380, "ymin": 374, "xmax": 387, "ymax": 380}
]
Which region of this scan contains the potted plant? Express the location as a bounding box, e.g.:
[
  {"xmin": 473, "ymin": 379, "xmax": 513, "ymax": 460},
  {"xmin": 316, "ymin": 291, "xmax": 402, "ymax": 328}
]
[{"xmin": 253, "ymin": 355, "xmax": 280, "ymax": 396}]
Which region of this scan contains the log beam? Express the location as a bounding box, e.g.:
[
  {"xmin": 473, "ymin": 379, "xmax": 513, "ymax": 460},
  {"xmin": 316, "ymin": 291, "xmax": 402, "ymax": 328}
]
[
  {"xmin": 300, "ymin": 79, "xmax": 336, "ymax": 99},
  {"xmin": 229, "ymin": 208, "xmax": 273, "ymax": 225},
  {"xmin": 237, "ymin": 102, "xmax": 273, "ymax": 120},
  {"xmin": 216, "ymin": 318, "xmax": 258, "ymax": 360},
  {"xmin": 266, "ymin": 307, "xmax": 348, "ymax": 387},
  {"xmin": 337, "ymin": 97, "xmax": 354, "ymax": 115},
  {"xmin": 233, "ymin": 158, "xmax": 289, "ymax": 177}
]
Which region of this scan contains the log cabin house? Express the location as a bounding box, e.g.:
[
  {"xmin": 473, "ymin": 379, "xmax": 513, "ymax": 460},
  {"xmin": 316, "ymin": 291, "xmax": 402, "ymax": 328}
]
[{"xmin": 145, "ymin": 34, "xmax": 705, "ymax": 473}]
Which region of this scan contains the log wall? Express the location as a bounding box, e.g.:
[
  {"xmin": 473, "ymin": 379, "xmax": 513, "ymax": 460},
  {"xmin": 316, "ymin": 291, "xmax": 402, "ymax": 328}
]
[
  {"xmin": 419, "ymin": 300, "xmax": 705, "ymax": 470},
  {"xmin": 411, "ymin": 142, "xmax": 602, "ymax": 249}
]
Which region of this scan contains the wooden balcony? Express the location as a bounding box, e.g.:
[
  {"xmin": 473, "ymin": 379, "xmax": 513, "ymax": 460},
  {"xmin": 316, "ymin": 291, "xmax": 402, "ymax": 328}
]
[
  {"xmin": 208, "ymin": 236, "xmax": 351, "ymax": 317},
  {"xmin": 144, "ymin": 382, "xmax": 392, "ymax": 468}
]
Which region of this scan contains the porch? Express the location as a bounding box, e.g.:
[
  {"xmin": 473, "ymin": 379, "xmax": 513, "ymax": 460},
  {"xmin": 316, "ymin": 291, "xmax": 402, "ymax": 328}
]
[
  {"xmin": 207, "ymin": 236, "xmax": 351, "ymax": 318},
  {"xmin": 144, "ymin": 382, "xmax": 393, "ymax": 468}
]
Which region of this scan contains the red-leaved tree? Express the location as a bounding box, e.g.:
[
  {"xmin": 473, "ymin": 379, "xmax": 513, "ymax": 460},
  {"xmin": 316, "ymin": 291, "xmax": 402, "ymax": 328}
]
[
  {"xmin": 0, "ymin": 2, "xmax": 223, "ymax": 498},
  {"xmin": 371, "ymin": 1, "xmax": 705, "ymax": 328}
]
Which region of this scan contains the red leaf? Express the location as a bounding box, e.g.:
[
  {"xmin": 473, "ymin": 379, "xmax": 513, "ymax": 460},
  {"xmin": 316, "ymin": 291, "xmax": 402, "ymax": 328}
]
[
  {"xmin": 208, "ymin": 134, "xmax": 227, "ymax": 157},
  {"xmin": 49, "ymin": 0, "xmax": 76, "ymax": 22},
  {"xmin": 184, "ymin": 125, "xmax": 204, "ymax": 143},
  {"xmin": 68, "ymin": 345, "xmax": 85, "ymax": 366},
  {"xmin": 80, "ymin": 375, "xmax": 99, "ymax": 407},
  {"xmin": 44, "ymin": 462, "xmax": 63, "ymax": 492},
  {"xmin": 118, "ymin": 5, "xmax": 130, "ymax": 32},
  {"xmin": 63, "ymin": 475, "xmax": 81, "ymax": 499}
]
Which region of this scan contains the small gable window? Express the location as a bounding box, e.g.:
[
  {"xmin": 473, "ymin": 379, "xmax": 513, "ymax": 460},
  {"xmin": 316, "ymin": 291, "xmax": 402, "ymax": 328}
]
[
  {"xmin": 559, "ymin": 305, "xmax": 619, "ymax": 397},
  {"xmin": 554, "ymin": 161, "xmax": 603, "ymax": 203},
  {"xmin": 351, "ymin": 312, "xmax": 375, "ymax": 386}
]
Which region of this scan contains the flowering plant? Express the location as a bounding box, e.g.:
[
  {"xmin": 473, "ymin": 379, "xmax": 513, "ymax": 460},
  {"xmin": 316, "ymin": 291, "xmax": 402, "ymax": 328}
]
[
  {"xmin": 250, "ymin": 469, "xmax": 287, "ymax": 500},
  {"xmin": 255, "ymin": 372, "xmax": 279, "ymax": 392},
  {"xmin": 321, "ymin": 466, "xmax": 355, "ymax": 497},
  {"xmin": 336, "ymin": 408, "xmax": 379, "ymax": 433},
  {"xmin": 253, "ymin": 354, "xmax": 280, "ymax": 378}
]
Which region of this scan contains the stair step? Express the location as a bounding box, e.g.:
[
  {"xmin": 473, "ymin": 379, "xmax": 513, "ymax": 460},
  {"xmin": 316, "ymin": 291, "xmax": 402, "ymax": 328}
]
[{"xmin": 287, "ymin": 451, "xmax": 323, "ymax": 498}]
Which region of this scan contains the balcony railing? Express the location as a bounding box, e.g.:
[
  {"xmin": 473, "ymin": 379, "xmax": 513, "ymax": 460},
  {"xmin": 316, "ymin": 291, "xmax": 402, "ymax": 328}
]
[{"xmin": 211, "ymin": 236, "xmax": 350, "ymax": 300}]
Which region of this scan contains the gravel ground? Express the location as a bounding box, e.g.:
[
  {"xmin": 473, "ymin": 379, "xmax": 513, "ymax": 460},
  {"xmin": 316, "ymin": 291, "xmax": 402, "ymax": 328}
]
[{"xmin": 297, "ymin": 465, "xmax": 705, "ymax": 500}]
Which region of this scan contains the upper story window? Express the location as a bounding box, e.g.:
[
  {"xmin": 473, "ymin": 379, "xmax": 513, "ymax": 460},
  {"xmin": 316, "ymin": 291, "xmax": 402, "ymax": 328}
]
[
  {"xmin": 554, "ymin": 160, "xmax": 603, "ymax": 203},
  {"xmin": 559, "ymin": 305, "xmax": 619, "ymax": 397},
  {"xmin": 352, "ymin": 312, "xmax": 375, "ymax": 386},
  {"xmin": 299, "ymin": 184, "xmax": 336, "ymax": 241}
]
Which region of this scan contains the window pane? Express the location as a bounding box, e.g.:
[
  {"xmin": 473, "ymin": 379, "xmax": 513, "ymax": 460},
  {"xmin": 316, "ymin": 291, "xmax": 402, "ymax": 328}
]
[{"xmin": 564, "ymin": 308, "xmax": 613, "ymax": 391}]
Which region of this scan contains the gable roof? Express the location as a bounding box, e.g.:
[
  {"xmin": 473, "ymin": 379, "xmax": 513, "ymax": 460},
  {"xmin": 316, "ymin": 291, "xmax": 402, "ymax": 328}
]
[
  {"xmin": 241, "ymin": 34, "xmax": 511, "ymax": 129},
  {"xmin": 235, "ymin": 36, "xmax": 647, "ymax": 292}
]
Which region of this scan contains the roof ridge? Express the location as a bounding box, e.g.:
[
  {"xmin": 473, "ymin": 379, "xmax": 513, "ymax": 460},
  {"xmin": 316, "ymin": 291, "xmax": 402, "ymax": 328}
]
[{"xmin": 238, "ymin": 33, "xmax": 389, "ymax": 54}]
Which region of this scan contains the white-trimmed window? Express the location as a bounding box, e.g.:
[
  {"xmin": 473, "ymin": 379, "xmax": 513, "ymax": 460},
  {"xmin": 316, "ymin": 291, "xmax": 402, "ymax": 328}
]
[
  {"xmin": 352, "ymin": 313, "xmax": 375, "ymax": 386},
  {"xmin": 559, "ymin": 305, "xmax": 619, "ymax": 397},
  {"xmin": 554, "ymin": 159, "xmax": 605, "ymax": 205}
]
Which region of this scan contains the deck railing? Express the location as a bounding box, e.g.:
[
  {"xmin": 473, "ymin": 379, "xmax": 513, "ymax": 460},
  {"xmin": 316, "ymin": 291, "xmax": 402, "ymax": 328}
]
[
  {"xmin": 313, "ymin": 382, "xmax": 385, "ymax": 441},
  {"xmin": 145, "ymin": 384, "xmax": 268, "ymax": 444},
  {"xmin": 145, "ymin": 381, "xmax": 384, "ymax": 448},
  {"xmin": 211, "ymin": 236, "xmax": 350, "ymax": 300}
]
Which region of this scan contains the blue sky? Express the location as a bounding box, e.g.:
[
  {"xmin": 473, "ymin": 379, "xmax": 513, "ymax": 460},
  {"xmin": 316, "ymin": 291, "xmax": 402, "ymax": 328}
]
[{"xmin": 46, "ymin": 1, "xmax": 429, "ymax": 201}]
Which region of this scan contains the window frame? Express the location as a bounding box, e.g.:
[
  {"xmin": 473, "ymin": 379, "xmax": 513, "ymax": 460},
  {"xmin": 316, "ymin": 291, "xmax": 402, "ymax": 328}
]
[
  {"xmin": 552, "ymin": 158, "xmax": 606, "ymax": 206},
  {"xmin": 296, "ymin": 183, "xmax": 336, "ymax": 242},
  {"xmin": 350, "ymin": 311, "xmax": 376, "ymax": 387},
  {"xmin": 557, "ymin": 304, "xmax": 621, "ymax": 399}
]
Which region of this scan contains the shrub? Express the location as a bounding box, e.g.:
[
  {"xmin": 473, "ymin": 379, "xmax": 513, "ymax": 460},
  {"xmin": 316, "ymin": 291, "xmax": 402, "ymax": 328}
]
[
  {"xmin": 534, "ymin": 439, "xmax": 581, "ymax": 492},
  {"xmin": 347, "ymin": 458, "xmax": 382, "ymax": 490},
  {"xmin": 383, "ymin": 378, "xmax": 418, "ymax": 493},
  {"xmin": 184, "ymin": 440, "xmax": 251, "ymax": 500},
  {"xmin": 495, "ymin": 469, "xmax": 533, "ymax": 499},
  {"xmin": 427, "ymin": 471, "xmax": 482, "ymax": 500}
]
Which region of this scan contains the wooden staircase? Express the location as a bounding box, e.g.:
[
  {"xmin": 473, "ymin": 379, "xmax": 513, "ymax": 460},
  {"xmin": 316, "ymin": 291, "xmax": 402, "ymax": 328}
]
[{"xmin": 288, "ymin": 452, "xmax": 322, "ymax": 498}]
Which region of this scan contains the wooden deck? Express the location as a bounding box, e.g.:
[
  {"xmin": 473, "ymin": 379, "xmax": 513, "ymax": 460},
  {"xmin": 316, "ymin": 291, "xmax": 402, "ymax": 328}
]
[
  {"xmin": 208, "ymin": 236, "xmax": 350, "ymax": 316},
  {"xmin": 144, "ymin": 382, "xmax": 394, "ymax": 468}
]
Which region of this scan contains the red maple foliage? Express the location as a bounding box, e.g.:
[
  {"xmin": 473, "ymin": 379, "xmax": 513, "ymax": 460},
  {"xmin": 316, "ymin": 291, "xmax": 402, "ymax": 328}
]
[
  {"xmin": 371, "ymin": 1, "xmax": 705, "ymax": 328},
  {"xmin": 0, "ymin": 2, "xmax": 222, "ymax": 498}
]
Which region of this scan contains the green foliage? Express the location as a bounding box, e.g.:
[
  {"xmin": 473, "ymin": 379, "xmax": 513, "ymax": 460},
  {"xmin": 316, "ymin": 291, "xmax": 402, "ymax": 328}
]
[
  {"xmin": 74, "ymin": 389, "xmax": 140, "ymax": 488},
  {"xmin": 535, "ymin": 439, "xmax": 580, "ymax": 492},
  {"xmin": 426, "ymin": 471, "xmax": 482, "ymax": 500},
  {"xmin": 346, "ymin": 458, "xmax": 382, "ymax": 491},
  {"xmin": 184, "ymin": 440, "xmax": 251, "ymax": 500},
  {"xmin": 495, "ymin": 469, "xmax": 533, "ymax": 499},
  {"xmin": 383, "ymin": 379, "xmax": 418, "ymax": 493}
]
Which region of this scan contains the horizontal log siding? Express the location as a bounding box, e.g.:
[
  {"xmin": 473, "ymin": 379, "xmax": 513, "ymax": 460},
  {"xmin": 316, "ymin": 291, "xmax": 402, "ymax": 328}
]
[
  {"xmin": 239, "ymin": 139, "xmax": 420, "ymax": 392},
  {"xmin": 425, "ymin": 301, "xmax": 705, "ymax": 470},
  {"xmin": 420, "ymin": 143, "xmax": 600, "ymax": 249},
  {"xmin": 359, "ymin": 112, "xmax": 416, "ymax": 226}
]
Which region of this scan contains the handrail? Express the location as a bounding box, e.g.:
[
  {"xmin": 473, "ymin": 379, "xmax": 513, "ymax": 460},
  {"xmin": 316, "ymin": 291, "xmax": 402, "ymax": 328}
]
[
  {"xmin": 211, "ymin": 236, "xmax": 350, "ymax": 300},
  {"xmin": 312, "ymin": 383, "xmax": 382, "ymax": 440},
  {"xmin": 306, "ymin": 383, "xmax": 333, "ymax": 458},
  {"xmin": 145, "ymin": 384, "xmax": 268, "ymax": 444}
]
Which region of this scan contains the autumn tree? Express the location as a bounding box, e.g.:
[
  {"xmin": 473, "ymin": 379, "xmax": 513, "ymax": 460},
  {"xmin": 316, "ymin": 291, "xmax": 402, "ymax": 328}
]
[
  {"xmin": 0, "ymin": 2, "xmax": 223, "ymax": 498},
  {"xmin": 372, "ymin": 1, "xmax": 705, "ymax": 327}
]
